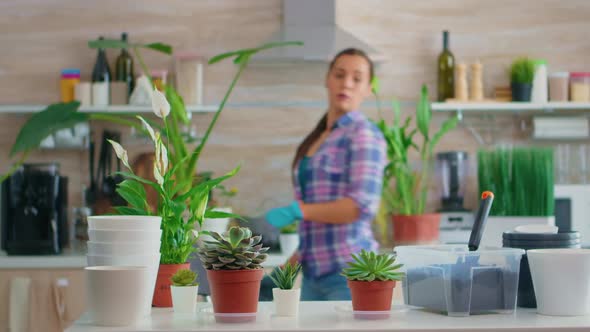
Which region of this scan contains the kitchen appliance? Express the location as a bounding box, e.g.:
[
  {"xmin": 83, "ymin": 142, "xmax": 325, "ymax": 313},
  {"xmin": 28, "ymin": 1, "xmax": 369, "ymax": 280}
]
[
  {"xmin": 554, "ymin": 184, "xmax": 590, "ymax": 247},
  {"xmin": 436, "ymin": 151, "xmax": 474, "ymax": 243},
  {"xmin": 1, "ymin": 163, "xmax": 68, "ymax": 255}
]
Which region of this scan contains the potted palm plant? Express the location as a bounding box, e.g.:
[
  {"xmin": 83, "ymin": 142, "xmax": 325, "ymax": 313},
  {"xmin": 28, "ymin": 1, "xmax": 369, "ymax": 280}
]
[
  {"xmin": 170, "ymin": 268, "xmax": 199, "ymax": 314},
  {"xmin": 510, "ymin": 57, "xmax": 535, "ymax": 102},
  {"xmin": 198, "ymin": 226, "xmax": 269, "ymax": 323},
  {"xmin": 374, "ymin": 85, "xmax": 459, "ymax": 245},
  {"xmin": 269, "ymin": 262, "xmax": 302, "ymax": 317},
  {"xmin": 341, "ymin": 250, "xmax": 404, "ymax": 320}
]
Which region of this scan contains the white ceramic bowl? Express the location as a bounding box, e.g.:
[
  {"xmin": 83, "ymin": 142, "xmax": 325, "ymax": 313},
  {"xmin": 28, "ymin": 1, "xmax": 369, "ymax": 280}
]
[
  {"xmin": 85, "ymin": 266, "xmax": 151, "ymax": 326},
  {"xmin": 88, "ymin": 216, "xmax": 161, "ymax": 231},
  {"xmin": 87, "ymin": 254, "xmax": 161, "ymax": 316},
  {"xmin": 528, "ymin": 248, "xmax": 590, "ymax": 316},
  {"xmin": 87, "ymin": 241, "xmax": 161, "ymax": 256},
  {"xmin": 88, "ymin": 229, "xmax": 162, "ymax": 243}
]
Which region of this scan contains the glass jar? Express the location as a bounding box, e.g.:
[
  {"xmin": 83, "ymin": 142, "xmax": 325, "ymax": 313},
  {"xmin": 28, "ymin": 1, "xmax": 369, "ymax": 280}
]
[
  {"xmin": 570, "ymin": 72, "xmax": 590, "ymax": 102},
  {"xmin": 549, "ymin": 72, "xmax": 569, "ymax": 102},
  {"xmin": 174, "ymin": 51, "xmax": 204, "ymax": 105},
  {"xmin": 60, "ymin": 68, "xmax": 81, "ymax": 102}
]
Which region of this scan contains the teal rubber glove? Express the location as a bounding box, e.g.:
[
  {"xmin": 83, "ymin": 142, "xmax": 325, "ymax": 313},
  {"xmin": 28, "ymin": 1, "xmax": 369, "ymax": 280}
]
[{"xmin": 265, "ymin": 201, "xmax": 303, "ymax": 228}]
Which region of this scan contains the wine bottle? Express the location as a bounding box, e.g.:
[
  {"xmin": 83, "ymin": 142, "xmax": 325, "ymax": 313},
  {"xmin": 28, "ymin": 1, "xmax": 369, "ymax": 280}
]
[
  {"xmin": 437, "ymin": 30, "xmax": 455, "ymax": 102},
  {"xmin": 91, "ymin": 36, "xmax": 112, "ymax": 83},
  {"xmin": 115, "ymin": 32, "xmax": 135, "ymax": 98}
]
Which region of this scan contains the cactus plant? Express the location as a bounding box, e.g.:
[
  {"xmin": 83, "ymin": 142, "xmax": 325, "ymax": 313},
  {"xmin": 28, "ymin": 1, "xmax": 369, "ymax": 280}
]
[
  {"xmin": 198, "ymin": 226, "xmax": 269, "ymax": 270},
  {"xmin": 341, "ymin": 250, "xmax": 404, "ymax": 282},
  {"xmin": 269, "ymin": 262, "xmax": 302, "ymax": 290},
  {"xmin": 170, "ymin": 269, "xmax": 199, "ymax": 287}
]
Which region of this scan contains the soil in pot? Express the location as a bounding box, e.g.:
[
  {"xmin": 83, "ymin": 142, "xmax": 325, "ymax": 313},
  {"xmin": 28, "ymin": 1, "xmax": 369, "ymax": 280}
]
[
  {"xmin": 153, "ymin": 263, "xmax": 190, "ymax": 307},
  {"xmin": 348, "ymin": 280, "xmax": 396, "ymax": 320},
  {"xmin": 392, "ymin": 214, "xmax": 440, "ymax": 245},
  {"xmin": 207, "ymin": 269, "xmax": 264, "ymax": 323}
]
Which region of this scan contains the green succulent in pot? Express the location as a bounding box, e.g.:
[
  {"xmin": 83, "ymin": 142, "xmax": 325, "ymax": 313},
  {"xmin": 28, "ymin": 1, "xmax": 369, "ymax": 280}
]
[
  {"xmin": 170, "ymin": 269, "xmax": 199, "ymax": 287},
  {"xmin": 269, "ymin": 262, "xmax": 301, "ymax": 290},
  {"xmin": 198, "ymin": 226, "xmax": 269, "ymax": 270},
  {"xmin": 341, "ymin": 250, "xmax": 404, "ymax": 282}
]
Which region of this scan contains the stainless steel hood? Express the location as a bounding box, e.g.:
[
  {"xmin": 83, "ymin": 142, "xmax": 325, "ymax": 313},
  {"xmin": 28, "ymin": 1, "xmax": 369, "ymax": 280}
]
[{"xmin": 253, "ymin": 0, "xmax": 386, "ymax": 62}]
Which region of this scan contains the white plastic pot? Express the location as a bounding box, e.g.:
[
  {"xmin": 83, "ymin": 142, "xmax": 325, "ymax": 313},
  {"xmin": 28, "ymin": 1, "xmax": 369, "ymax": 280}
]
[
  {"xmin": 197, "ymin": 207, "xmax": 232, "ymax": 243},
  {"xmin": 87, "ymin": 254, "xmax": 160, "ymax": 316},
  {"xmin": 88, "ymin": 229, "xmax": 162, "ymax": 243},
  {"xmin": 88, "ymin": 216, "xmax": 162, "ymax": 231},
  {"xmin": 170, "ymin": 285, "xmax": 199, "ymax": 314},
  {"xmin": 87, "ymin": 241, "xmax": 161, "ymax": 256},
  {"xmin": 272, "ymin": 288, "xmax": 300, "ymax": 317},
  {"xmin": 528, "ymin": 248, "xmax": 590, "ymax": 316},
  {"xmin": 85, "ymin": 266, "xmax": 151, "ymax": 326},
  {"xmin": 279, "ymin": 234, "xmax": 299, "ymax": 257}
]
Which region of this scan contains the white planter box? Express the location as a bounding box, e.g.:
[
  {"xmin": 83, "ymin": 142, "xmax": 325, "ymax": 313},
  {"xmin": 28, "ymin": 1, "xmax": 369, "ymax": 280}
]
[
  {"xmin": 273, "ymin": 288, "xmax": 300, "ymax": 317},
  {"xmin": 481, "ymin": 216, "xmax": 555, "ymax": 248},
  {"xmin": 279, "ymin": 233, "xmax": 299, "ymax": 257},
  {"xmin": 171, "ymin": 285, "xmax": 199, "ymax": 314}
]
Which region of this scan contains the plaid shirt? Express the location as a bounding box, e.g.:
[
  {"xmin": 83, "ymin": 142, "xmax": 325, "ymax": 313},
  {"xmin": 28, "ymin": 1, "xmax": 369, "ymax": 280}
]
[{"xmin": 294, "ymin": 111, "xmax": 386, "ymax": 278}]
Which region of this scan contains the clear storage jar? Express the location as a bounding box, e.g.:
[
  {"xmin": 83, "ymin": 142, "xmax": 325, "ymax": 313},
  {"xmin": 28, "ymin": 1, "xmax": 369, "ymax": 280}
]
[
  {"xmin": 570, "ymin": 72, "xmax": 590, "ymax": 102},
  {"xmin": 549, "ymin": 72, "xmax": 569, "ymax": 101}
]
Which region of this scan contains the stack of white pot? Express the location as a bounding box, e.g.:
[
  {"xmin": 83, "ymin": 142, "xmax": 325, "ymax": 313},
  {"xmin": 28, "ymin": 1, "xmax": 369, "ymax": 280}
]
[{"xmin": 86, "ymin": 216, "xmax": 162, "ymax": 316}]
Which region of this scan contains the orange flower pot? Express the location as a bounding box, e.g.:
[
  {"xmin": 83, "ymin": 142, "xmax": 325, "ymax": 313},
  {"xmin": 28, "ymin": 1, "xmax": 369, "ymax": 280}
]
[
  {"xmin": 207, "ymin": 269, "xmax": 264, "ymax": 323},
  {"xmin": 392, "ymin": 214, "xmax": 441, "ymax": 245},
  {"xmin": 152, "ymin": 262, "xmax": 190, "ymax": 307},
  {"xmin": 348, "ymin": 280, "xmax": 396, "ymax": 319}
]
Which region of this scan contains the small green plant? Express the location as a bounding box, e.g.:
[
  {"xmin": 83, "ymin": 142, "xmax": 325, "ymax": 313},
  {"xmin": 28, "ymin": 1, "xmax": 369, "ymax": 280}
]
[
  {"xmin": 268, "ymin": 262, "xmax": 302, "ymax": 290},
  {"xmin": 198, "ymin": 226, "xmax": 269, "ymax": 270},
  {"xmin": 510, "ymin": 57, "xmax": 535, "ymax": 84},
  {"xmin": 170, "ymin": 269, "xmax": 199, "ymax": 287},
  {"xmin": 341, "ymin": 250, "xmax": 404, "ymax": 282},
  {"xmin": 279, "ymin": 222, "xmax": 298, "ymax": 234}
]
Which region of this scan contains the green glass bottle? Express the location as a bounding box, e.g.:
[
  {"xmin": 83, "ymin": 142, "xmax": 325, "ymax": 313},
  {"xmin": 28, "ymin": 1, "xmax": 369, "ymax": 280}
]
[
  {"xmin": 115, "ymin": 32, "xmax": 135, "ymax": 99},
  {"xmin": 437, "ymin": 30, "xmax": 455, "ymax": 102}
]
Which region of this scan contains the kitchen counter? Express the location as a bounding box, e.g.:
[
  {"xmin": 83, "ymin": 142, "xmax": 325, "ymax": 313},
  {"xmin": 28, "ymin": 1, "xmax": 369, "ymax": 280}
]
[
  {"xmin": 66, "ymin": 301, "xmax": 590, "ymax": 332},
  {"xmin": 0, "ymin": 249, "xmax": 287, "ymax": 269}
]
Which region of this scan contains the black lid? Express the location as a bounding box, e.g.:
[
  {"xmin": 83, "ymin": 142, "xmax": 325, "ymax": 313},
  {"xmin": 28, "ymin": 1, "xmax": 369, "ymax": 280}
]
[
  {"xmin": 436, "ymin": 151, "xmax": 468, "ymax": 160},
  {"xmin": 502, "ymin": 231, "xmax": 580, "ymax": 241}
]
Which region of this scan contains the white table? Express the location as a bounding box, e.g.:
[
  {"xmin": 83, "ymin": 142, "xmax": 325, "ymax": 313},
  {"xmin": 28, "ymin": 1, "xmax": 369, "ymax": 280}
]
[{"xmin": 66, "ymin": 301, "xmax": 590, "ymax": 332}]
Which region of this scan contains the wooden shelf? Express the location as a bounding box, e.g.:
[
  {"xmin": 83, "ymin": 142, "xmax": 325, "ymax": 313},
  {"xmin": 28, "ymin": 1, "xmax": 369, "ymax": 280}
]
[
  {"xmin": 432, "ymin": 102, "xmax": 590, "ymax": 113},
  {"xmin": 0, "ymin": 104, "xmax": 219, "ymax": 114}
]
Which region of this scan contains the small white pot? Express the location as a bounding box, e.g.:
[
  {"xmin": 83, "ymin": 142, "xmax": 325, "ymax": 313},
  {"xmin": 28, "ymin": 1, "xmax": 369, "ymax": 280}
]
[
  {"xmin": 273, "ymin": 288, "xmax": 300, "ymax": 317},
  {"xmin": 279, "ymin": 234, "xmax": 299, "ymax": 257},
  {"xmin": 528, "ymin": 248, "xmax": 590, "ymax": 316},
  {"xmin": 171, "ymin": 285, "xmax": 199, "ymax": 314}
]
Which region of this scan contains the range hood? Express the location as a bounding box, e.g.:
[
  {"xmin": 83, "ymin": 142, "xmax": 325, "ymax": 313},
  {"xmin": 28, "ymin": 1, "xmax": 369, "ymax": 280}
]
[{"xmin": 253, "ymin": 0, "xmax": 386, "ymax": 62}]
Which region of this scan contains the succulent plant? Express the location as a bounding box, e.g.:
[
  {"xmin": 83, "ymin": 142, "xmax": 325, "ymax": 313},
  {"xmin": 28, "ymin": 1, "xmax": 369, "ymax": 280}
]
[
  {"xmin": 341, "ymin": 250, "xmax": 404, "ymax": 282},
  {"xmin": 198, "ymin": 226, "xmax": 269, "ymax": 270},
  {"xmin": 269, "ymin": 262, "xmax": 302, "ymax": 290},
  {"xmin": 170, "ymin": 269, "xmax": 199, "ymax": 287}
]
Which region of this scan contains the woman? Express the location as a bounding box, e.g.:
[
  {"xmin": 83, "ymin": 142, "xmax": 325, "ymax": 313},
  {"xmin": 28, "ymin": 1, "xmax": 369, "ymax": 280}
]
[{"xmin": 265, "ymin": 48, "xmax": 387, "ymax": 301}]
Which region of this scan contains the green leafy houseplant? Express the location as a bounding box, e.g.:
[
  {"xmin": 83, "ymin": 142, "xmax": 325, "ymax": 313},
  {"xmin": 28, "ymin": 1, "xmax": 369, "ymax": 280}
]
[
  {"xmin": 170, "ymin": 269, "xmax": 199, "ymax": 287},
  {"xmin": 341, "ymin": 250, "xmax": 404, "ymax": 282},
  {"xmin": 269, "ymin": 262, "xmax": 301, "ymax": 290},
  {"xmin": 375, "ymin": 85, "xmax": 459, "ymax": 216},
  {"xmin": 198, "ymin": 226, "xmax": 269, "ymax": 270},
  {"xmin": 510, "ymin": 57, "xmax": 535, "ymax": 84},
  {"xmin": 478, "ymin": 147, "xmax": 554, "ymax": 217}
]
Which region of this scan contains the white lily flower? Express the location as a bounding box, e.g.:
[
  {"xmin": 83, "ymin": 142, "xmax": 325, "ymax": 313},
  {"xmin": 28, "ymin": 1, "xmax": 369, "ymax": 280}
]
[
  {"xmin": 107, "ymin": 139, "xmax": 131, "ymax": 171},
  {"xmin": 159, "ymin": 142, "xmax": 169, "ymax": 174},
  {"xmin": 151, "ymin": 88, "xmax": 170, "ymax": 118},
  {"xmin": 137, "ymin": 116, "xmax": 157, "ymax": 144},
  {"xmin": 153, "ymin": 161, "xmax": 164, "ymax": 187}
]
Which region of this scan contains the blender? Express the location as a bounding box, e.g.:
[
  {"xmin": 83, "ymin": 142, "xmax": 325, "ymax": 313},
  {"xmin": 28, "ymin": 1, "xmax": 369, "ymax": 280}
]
[{"xmin": 436, "ymin": 151, "xmax": 474, "ymax": 243}]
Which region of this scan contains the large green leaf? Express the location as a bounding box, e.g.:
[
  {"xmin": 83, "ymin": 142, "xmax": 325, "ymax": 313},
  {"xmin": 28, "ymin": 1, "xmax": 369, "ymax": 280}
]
[
  {"xmin": 88, "ymin": 39, "xmax": 173, "ymax": 55},
  {"xmin": 10, "ymin": 102, "xmax": 87, "ymax": 156},
  {"xmin": 204, "ymin": 210, "xmax": 247, "ymax": 222},
  {"xmin": 144, "ymin": 42, "xmax": 173, "ymax": 55},
  {"xmin": 208, "ymin": 41, "xmax": 303, "ymax": 65},
  {"xmin": 429, "ymin": 115, "xmax": 459, "ymax": 152},
  {"xmin": 416, "ymin": 85, "xmax": 431, "ymax": 140},
  {"xmin": 116, "ymin": 179, "xmax": 148, "ymax": 211},
  {"xmin": 114, "ymin": 206, "xmax": 148, "ymax": 215}
]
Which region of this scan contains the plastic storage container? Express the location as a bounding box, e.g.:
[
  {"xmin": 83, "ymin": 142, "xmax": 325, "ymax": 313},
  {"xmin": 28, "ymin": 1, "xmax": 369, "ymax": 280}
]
[
  {"xmin": 549, "ymin": 72, "xmax": 569, "ymax": 101},
  {"xmin": 60, "ymin": 68, "xmax": 81, "ymax": 102},
  {"xmin": 570, "ymin": 72, "xmax": 590, "ymax": 102},
  {"xmin": 395, "ymin": 245, "xmax": 524, "ymax": 316},
  {"xmin": 174, "ymin": 51, "xmax": 204, "ymax": 105},
  {"xmin": 531, "ymin": 59, "xmax": 548, "ymax": 103}
]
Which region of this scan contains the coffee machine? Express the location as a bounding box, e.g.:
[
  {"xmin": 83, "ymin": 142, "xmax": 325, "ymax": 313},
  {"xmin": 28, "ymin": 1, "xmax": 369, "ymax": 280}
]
[
  {"xmin": 436, "ymin": 151, "xmax": 473, "ymax": 243},
  {"xmin": 1, "ymin": 163, "xmax": 68, "ymax": 255}
]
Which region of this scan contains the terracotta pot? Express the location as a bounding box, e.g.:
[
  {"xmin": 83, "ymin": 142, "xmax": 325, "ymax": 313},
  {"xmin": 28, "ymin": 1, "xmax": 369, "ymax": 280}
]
[
  {"xmin": 348, "ymin": 280, "xmax": 396, "ymax": 319},
  {"xmin": 207, "ymin": 269, "xmax": 264, "ymax": 323},
  {"xmin": 391, "ymin": 214, "xmax": 441, "ymax": 245},
  {"xmin": 152, "ymin": 262, "xmax": 190, "ymax": 307}
]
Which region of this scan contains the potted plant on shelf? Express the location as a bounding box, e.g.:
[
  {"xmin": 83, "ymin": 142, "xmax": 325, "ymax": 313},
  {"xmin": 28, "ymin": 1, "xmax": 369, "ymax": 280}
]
[
  {"xmin": 374, "ymin": 85, "xmax": 459, "ymax": 245},
  {"xmin": 198, "ymin": 226, "xmax": 269, "ymax": 323},
  {"xmin": 341, "ymin": 250, "xmax": 404, "ymax": 320},
  {"xmin": 170, "ymin": 268, "xmax": 199, "ymax": 314},
  {"xmin": 268, "ymin": 262, "xmax": 302, "ymax": 317},
  {"xmin": 477, "ymin": 146, "xmax": 554, "ymax": 247},
  {"xmin": 279, "ymin": 222, "xmax": 299, "ymax": 257},
  {"xmin": 510, "ymin": 57, "xmax": 535, "ymax": 102}
]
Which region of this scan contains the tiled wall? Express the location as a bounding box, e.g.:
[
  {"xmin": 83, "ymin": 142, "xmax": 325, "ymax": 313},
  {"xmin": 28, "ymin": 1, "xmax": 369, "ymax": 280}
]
[{"xmin": 1, "ymin": 0, "xmax": 589, "ymax": 217}]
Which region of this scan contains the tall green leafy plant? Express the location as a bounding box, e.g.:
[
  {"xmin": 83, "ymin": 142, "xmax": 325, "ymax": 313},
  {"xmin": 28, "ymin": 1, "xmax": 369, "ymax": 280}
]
[
  {"xmin": 375, "ymin": 85, "xmax": 459, "ymax": 215},
  {"xmin": 510, "ymin": 57, "xmax": 535, "ymax": 84},
  {"xmin": 478, "ymin": 147, "xmax": 554, "ymax": 216}
]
